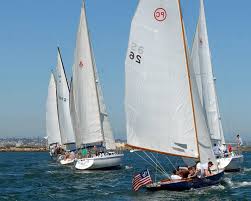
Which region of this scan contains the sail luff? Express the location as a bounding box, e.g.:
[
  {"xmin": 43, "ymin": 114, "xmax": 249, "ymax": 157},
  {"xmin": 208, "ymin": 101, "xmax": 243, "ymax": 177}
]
[
  {"xmin": 178, "ymin": 0, "xmax": 201, "ymax": 161},
  {"xmin": 46, "ymin": 73, "xmax": 62, "ymax": 145}
]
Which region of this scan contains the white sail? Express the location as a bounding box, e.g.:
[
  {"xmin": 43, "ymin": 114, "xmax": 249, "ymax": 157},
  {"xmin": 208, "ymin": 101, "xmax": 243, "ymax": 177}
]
[
  {"xmin": 69, "ymin": 78, "xmax": 81, "ymax": 148},
  {"xmin": 92, "ymin": 49, "xmax": 116, "ymax": 150},
  {"xmin": 125, "ymin": 0, "xmax": 199, "ymax": 158},
  {"xmin": 183, "ymin": 24, "xmax": 216, "ymax": 164},
  {"xmin": 72, "ymin": 1, "xmax": 103, "ymax": 145},
  {"xmin": 55, "ymin": 48, "xmax": 75, "ymax": 145},
  {"xmin": 191, "ymin": 0, "xmax": 225, "ymax": 144},
  {"xmin": 46, "ymin": 73, "xmax": 62, "ymax": 145}
]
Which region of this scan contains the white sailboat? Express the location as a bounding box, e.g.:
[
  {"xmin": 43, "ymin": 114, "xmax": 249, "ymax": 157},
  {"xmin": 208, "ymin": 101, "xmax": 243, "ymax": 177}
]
[
  {"xmin": 125, "ymin": 0, "xmax": 224, "ymax": 191},
  {"xmin": 55, "ymin": 48, "xmax": 76, "ymax": 165},
  {"xmin": 46, "ymin": 73, "xmax": 62, "ymax": 157},
  {"xmin": 191, "ymin": 0, "xmax": 243, "ymax": 171},
  {"xmin": 72, "ymin": 1, "xmax": 123, "ymax": 170}
]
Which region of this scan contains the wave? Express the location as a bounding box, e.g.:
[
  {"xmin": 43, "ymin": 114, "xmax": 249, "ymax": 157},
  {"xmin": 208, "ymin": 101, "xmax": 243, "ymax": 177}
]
[{"xmin": 244, "ymin": 167, "xmax": 251, "ymax": 172}]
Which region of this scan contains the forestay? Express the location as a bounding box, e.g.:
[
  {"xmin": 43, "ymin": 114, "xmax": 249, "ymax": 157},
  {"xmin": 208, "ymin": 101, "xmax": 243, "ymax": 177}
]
[
  {"xmin": 71, "ymin": 1, "xmax": 103, "ymax": 145},
  {"xmin": 55, "ymin": 49, "xmax": 75, "ymax": 145},
  {"xmin": 46, "ymin": 73, "xmax": 62, "ymax": 145},
  {"xmin": 125, "ymin": 0, "xmax": 199, "ymax": 158},
  {"xmin": 191, "ymin": 0, "xmax": 225, "ymax": 144}
]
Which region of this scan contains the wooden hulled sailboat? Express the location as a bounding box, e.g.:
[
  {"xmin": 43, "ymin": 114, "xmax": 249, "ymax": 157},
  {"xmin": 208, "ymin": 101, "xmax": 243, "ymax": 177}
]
[
  {"xmin": 125, "ymin": 0, "xmax": 224, "ymax": 191},
  {"xmin": 55, "ymin": 48, "xmax": 76, "ymax": 165},
  {"xmin": 72, "ymin": 1, "xmax": 123, "ymax": 170},
  {"xmin": 191, "ymin": 0, "xmax": 243, "ymax": 171},
  {"xmin": 46, "ymin": 73, "xmax": 62, "ymax": 159}
]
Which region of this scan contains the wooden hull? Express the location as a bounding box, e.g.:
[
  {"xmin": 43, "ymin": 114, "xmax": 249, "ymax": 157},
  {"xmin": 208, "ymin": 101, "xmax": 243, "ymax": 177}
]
[{"xmin": 146, "ymin": 171, "xmax": 224, "ymax": 191}]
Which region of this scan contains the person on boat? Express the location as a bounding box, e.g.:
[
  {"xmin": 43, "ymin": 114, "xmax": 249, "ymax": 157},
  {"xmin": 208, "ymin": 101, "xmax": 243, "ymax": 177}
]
[
  {"xmin": 236, "ymin": 134, "xmax": 243, "ymax": 146},
  {"xmin": 70, "ymin": 151, "xmax": 75, "ymax": 160},
  {"xmin": 213, "ymin": 143, "xmax": 221, "ymax": 158},
  {"xmin": 196, "ymin": 161, "xmax": 214, "ymax": 177},
  {"xmin": 170, "ymin": 169, "xmax": 182, "ymax": 180},
  {"xmin": 236, "ymin": 134, "xmax": 243, "ymax": 155},
  {"xmin": 220, "ymin": 144, "xmax": 228, "ymax": 157},
  {"xmin": 228, "ymin": 144, "xmax": 233, "ymax": 156},
  {"xmin": 188, "ymin": 166, "xmax": 197, "ymax": 178}
]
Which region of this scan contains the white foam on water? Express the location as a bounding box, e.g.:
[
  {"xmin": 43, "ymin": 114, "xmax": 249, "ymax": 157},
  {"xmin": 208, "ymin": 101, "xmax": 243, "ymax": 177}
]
[
  {"xmin": 223, "ymin": 177, "xmax": 234, "ymax": 187},
  {"xmin": 125, "ymin": 165, "xmax": 133, "ymax": 170},
  {"xmin": 234, "ymin": 181, "xmax": 251, "ymax": 188},
  {"xmin": 244, "ymin": 167, "xmax": 251, "ymax": 172}
]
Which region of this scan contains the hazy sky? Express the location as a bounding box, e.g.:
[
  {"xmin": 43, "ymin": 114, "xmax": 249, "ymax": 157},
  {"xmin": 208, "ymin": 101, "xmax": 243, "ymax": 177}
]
[{"xmin": 0, "ymin": 0, "xmax": 250, "ymax": 142}]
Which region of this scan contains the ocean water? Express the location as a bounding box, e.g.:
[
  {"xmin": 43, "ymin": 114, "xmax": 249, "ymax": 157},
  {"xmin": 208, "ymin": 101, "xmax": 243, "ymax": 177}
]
[{"xmin": 0, "ymin": 151, "xmax": 250, "ymax": 201}]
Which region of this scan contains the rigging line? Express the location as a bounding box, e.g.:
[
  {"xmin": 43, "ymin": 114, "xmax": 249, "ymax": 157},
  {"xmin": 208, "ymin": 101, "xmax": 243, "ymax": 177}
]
[
  {"xmin": 149, "ymin": 152, "xmax": 169, "ymax": 175},
  {"xmin": 143, "ymin": 152, "xmax": 169, "ymax": 176},
  {"xmin": 165, "ymin": 156, "xmax": 177, "ymax": 171},
  {"xmin": 134, "ymin": 151, "xmax": 167, "ymax": 176}
]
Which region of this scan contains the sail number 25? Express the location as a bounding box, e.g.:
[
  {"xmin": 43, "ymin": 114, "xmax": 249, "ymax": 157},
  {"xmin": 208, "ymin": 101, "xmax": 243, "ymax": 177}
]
[{"xmin": 129, "ymin": 42, "xmax": 144, "ymax": 64}]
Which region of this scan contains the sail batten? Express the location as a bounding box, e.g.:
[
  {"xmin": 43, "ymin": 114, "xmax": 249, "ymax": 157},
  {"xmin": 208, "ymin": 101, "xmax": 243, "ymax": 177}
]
[{"xmin": 126, "ymin": 144, "xmax": 199, "ymax": 159}]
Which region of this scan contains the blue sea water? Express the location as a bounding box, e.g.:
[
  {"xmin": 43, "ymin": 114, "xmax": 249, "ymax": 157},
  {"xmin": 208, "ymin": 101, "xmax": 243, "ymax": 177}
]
[{"xmin": 0, "ymin": 151, "xmax": 250, "ymax": 201}]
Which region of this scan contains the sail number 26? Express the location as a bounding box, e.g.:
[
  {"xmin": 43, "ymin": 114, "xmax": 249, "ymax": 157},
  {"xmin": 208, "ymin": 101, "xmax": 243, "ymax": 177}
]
[{"xmin": 129, "ymin": 42, "xmax": 144, "ymax": 64}]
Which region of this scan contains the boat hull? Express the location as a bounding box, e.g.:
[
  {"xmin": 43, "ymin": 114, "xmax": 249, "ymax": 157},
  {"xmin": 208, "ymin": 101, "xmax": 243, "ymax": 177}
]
[
  {"xmin": 60, "ymin": 158, "xmax": 75, "ymax": 165},
  {"xmin": 146, "ymin": 171, "xmax": 224, "ymax": 191},
  {"xmin": 75, "ymin": 154, "xmax": 124, "ymax": 170},
  {"xmin": 218, "ymin": 155, "xmax": 244, "ymax": 172}
]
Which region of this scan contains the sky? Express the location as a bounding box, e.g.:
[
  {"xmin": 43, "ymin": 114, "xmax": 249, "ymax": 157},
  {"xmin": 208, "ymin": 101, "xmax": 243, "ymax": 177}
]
[{"xmin": 0, "ymin": 0, "xmax": 250, "ymax": 142}]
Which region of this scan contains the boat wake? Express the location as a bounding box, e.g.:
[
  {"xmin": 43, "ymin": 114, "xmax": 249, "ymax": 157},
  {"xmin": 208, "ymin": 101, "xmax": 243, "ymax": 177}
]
[
  {"xmin": 244, "ymin": 168, "xmax": 251, "ymax": 172},
  {"xmin": 222, "ymin": 177, "xmax": 251, "ymax": 188}
]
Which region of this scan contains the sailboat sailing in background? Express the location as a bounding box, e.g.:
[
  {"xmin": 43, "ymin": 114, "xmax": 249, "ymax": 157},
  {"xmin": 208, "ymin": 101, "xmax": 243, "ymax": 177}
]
[
  {"xmin": 191, "ymin": 0, "xmax": 243, "ymax": 171},
  {"xmin": 46, "ymin": 73, "xmax": 62, "ymax": 158},
  {"xmin": 71, "ymin": 1, "xmax": 123, "ymax": 170},
  {"xmin": 125, "ymin": 0, "xmax": 224, "ymax": 191},
  {"xmin": 55, "ymin": 48, "xmax": 76, "ymax": 165}
]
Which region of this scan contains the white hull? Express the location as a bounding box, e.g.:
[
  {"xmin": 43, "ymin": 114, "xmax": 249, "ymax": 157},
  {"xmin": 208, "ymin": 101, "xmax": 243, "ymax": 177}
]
[
  {"xmin": 75, "ymin": 154, "xmax": 123, "ymax": 170},
  {"xmin": 60, "ymin": 158, "xmax": 75, "ymax": 165},
  {"xmin": 217, "ymin": 155, "xmax": 244, "ymax": 171}
]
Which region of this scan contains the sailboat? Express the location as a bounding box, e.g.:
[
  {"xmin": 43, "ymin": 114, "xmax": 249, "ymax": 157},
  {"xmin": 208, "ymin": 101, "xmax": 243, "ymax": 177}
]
[
  {"xmin": 71, "ymin": 1, "xmax": 123, "ymax": 170},
  {"xmin": 191, "ymin": 0, "xmax": 243, "ymax": 171},
  {"xmin": 46, "ymin": 73, "xmax": 62, "ymax": 159},
  {"xmin": 125, "ymin": 0, "xmax": 224, "ymax": 191},
  {"xmin": 55, "ymin": 48, "xmax": 76, "ymax": 165}
]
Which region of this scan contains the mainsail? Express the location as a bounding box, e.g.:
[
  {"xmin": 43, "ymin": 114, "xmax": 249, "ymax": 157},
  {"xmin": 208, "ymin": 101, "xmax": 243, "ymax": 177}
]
[
  {"xmin": 71, "ymin": 1, "xmax": 104, "ymax": 146},
  {"xmin": 46, "ymin": 73, "xmax": 62, "ymax": 145},
  {"xmin": 125, "ymin": 0, "xmax": 216, "ymax": 164},
  {"xmin": 191, "ymin": 0, "xmax": 225, "ymax": 144},
  {"xmin": 55, "ymin": 48, "xmax": 75, "ymax": 145}
]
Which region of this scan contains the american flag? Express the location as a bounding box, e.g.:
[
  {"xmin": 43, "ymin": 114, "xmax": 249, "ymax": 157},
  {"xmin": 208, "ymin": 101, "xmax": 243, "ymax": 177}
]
[{"xmin": 132, "ymin": 169, "xmax": 152, "ymax": 191}]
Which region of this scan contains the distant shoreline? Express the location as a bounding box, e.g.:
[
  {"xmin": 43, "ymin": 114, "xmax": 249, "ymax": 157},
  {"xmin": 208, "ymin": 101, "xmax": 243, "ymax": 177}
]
[{"xmin": 0, "ymin": 147, "xmax": 47, "ymax": 152}]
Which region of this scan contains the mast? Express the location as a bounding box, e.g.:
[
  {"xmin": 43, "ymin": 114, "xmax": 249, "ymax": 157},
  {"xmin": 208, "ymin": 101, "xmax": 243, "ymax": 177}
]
[{"xmin": 178, "ymin": 0, "xmax": 201, "ymax": 161}]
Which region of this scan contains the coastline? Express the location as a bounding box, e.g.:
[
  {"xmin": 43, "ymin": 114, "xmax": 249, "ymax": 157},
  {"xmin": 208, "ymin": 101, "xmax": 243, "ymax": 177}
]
[{"xmin": 0, "ymin": 147, "xmax": 47, "ymax": 152}]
